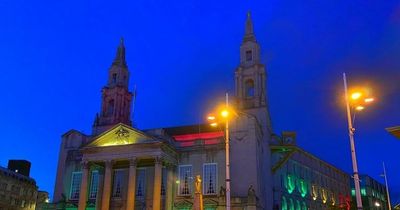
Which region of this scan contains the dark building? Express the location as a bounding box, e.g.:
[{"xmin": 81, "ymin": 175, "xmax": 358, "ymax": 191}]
[
  {"xmin": 351, "ymin": 175, "xmax": 389, "ymax": 210},
  {"xmin": 0, "ymin": 160, "xmax": 38, "ymax": 210},
  {"xmin": 7, "ymin": 160, "xmax": 32, "ymax": 177}
]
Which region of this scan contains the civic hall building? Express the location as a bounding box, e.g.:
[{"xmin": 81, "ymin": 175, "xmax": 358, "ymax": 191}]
[{"xmin": 52, "ymin": 14, "xmax": 351, "ymax": 210}]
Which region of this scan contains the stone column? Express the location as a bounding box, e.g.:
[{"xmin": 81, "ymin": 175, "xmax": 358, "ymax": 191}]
[
  {"xmin": 126, "ymin": 158, "xmax": 137, "ymax": 210},
  {"xmin": 95, "ymin": 168, "xmax": 104, "ymax": 209},
  {"xmin": 101, "ymin": 160, "xmax": 113, "ymax": 210},
  {"xmin": 152, "ymin": 157, "xmax": 162, "ymax": 210},
  {"xmin": 78, "ymin": 162, "xmax": 89, "ymax": 210},
  {"xmin": 165, "ymin": 165, "xmax": 174, "ymax": 210}
]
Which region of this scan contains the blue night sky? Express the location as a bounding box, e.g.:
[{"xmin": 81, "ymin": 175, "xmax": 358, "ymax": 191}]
[{"xmin": 1, "ymin": 0, "xmax": 399, "ymax": 202}]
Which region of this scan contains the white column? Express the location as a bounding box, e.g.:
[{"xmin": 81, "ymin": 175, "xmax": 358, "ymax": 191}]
[
  {"xmin": 153, "ymin": 157, "xmax": 162, "ymax": 210},
  {"xmin": 126, "ymin": 158, "xmax": 137, "ymax": 210},
  {"xmin": 78, "ymin": 162, "xmax": 89, "ymax": 210},
  {"xmin": 101, "ymin": 160, "xmax": 113, "ymax": 210},
  {"xmin": 165, "ymin": 165, "xmax": 174, "ymax": 210}
]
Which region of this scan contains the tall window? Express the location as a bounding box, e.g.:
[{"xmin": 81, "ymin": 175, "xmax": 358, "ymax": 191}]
[
  {"xmin": 112, "ymin": 170, "xmax": 123, "ymax": 198},
  {"xmin": 112, "ymin": 73, "xmax": 117, "ymax": 84},
  {"xmin": 89, "ymin": 171, "xmax": 99, "ymax": 199},
  {"xmin": 107, "ymin": 99, "xmax": 115, "ymax": 116},
  {"xmin": 178, "ymin": 165, "xmax": 192, "ymax": 196},
  {"xmin": 136, "ymin": 168, "xmax": 146, "ymax": 199},
  {"xmin": 246, "ymin": 50, "xmax": 252, "ymax": 61},
  {"xmin": 245, "ymin": 79, "xmax": 255, "ymax": 97},
  {"xmin": 203, "ymin": 163, "xmax": 217, "ymax": 195},
  {"xmin": 161, "ymin": 167, "xmax": 167, "ymax": 196},
  {"xmin": 69, "ymin": 172, "xmax": 82, "ymax": 200}
]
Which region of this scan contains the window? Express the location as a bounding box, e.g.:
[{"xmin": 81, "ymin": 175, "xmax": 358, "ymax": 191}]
[
  {"xmin": 178, "ymin": 165, "xmax": 192, "ymax": 196},
  {"xmin": 136, "ymin": 168, "xmax": 146, "ymax": 199},
  {"xmin": 107, "ymin": 99, "xmax": 115, "ymax": 116},
  {"xmin": 246, "ymin": 50, "xmax": 252, "ymax": 61},
  {"xmin": 245, "ymin": 79, "xmax": 255, "ymax": 97},
  {"xmin": 112, "ymin": 73, "xmax": 117, "ymax": 84},
  {"xmin": 69, "ymin": 172, "xmax": 82, "ymax": 200},
  {"xmin": 161, "ymin": 167, "xmax": 167, "ymax": 196},
  {"xmin": 203, "ymin": 163, "xmax": 217, "ymax": 195},
  {"xmin": 89, "ymin": 171, "xmax": 99, "ymax": 199},
  {"xmin": 112, "ymin": 170, "xmax": 123, "ymax": 198}
]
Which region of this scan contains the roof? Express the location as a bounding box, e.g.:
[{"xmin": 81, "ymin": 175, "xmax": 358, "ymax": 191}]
[
  {"xmin": 386, "ymin": 126, "xmax": 400, "ymax": 139},
  {"xmin": 0, "ymin": 166, "xmax": 36, "ymax": 185}
]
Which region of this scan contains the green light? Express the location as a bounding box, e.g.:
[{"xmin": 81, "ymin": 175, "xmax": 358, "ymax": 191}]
[
  {"xmin": 287, "ymin": 175, "xmax": 296, "ymax": 194},
  {"xmin": 299, "ymin": 179, "xmax": 308, "ymax": 197},
  {"xmin": 296, "ymin": 200, "xmax": 301, "ymax": 210},
  {"xmin": 289, "ymin": 198, "xmax": 294, "ymax": 210},
  {"xmin": 351, "ymin": 189, "xmax": 355, "ymax": 196},
  {"xmin": 282, "ymin": 196, "xmax": 287, "ymax": 210},
  {"xmin": 361, "ymin": 188, "xmax": 366, "ymax": 196}
]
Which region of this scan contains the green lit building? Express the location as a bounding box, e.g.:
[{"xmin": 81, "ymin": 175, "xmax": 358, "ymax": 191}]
[
  {"xmin": 271, "ymin": 132, "xmax": 351, "ymax": 210},
  {"xmin": 350, "ymin": 175, "xmax": 388, "ymax": 210}
]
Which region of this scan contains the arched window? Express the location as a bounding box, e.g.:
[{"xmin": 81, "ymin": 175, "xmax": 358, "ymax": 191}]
[
  {"xmin": 245, "ymin": 79, "xmax": 255, "ymax": 97},
  {"xmin": 107, "ymin": 99, "xmax": 114, "ymax": 116},
  {"xmin": 281, "ymin": 196, "xmax": 287, "ymax": 210}
]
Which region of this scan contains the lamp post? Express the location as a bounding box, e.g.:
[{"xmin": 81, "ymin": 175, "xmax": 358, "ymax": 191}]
[
  {"xmin": 207, "ymin": 93, "xmax": 231, "ymax": 210},
  {"xmin": 382, "ymin": 162, "xmax": 392, "ymax": 210},
  {"xmin": 343, "ymin": 73, "xmax": 375, "ymax": 210}
]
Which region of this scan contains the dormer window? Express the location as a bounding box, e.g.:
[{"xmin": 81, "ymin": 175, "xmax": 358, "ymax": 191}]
[{"xmin": 246, "ymin": 50, "xmax": 252, "ymax": 61}]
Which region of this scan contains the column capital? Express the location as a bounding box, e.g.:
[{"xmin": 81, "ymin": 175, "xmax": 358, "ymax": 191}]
[
  {"xmin": 104, "ymin": 160, "xmax": 114, "ymax": 168},
  {"xmin": 154, "ymin": 156, "xmax": 163, "ymax": 165},
  {"xmin": 81, "ymin": 161, "xmax": 90, "ymax": 169},
  {"xmin": 129, "ymin": 158, "xmax": 137, "ymax": 167}
]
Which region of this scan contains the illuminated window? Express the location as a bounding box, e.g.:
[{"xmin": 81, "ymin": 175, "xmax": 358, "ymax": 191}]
[
  {"xmin": 178, "ymin": 165, "xmax": 192, "ymax": 196},
  {"xmin": 246, "ymin": 50, "xmax": 252, "ymax": 61},
  {"xmin": 112, "ymin": 170, "xmax": 123, "ymax": 198},
  {"xmin": 203, "ymin": 163, "xmax": 217, "ymax": 195},
  {"xmin": 89, "ymin": 170, "xmax": 99, "ymax": 199},
  {"xmin": 69, "ymin": 172, "xmax": 82, "ymax": 200},
  {"xmin": 245, "ymin": 79, "xmax": 255, "ymax": 97},
  {"xmin": 282, "ymin": 196, "xmax": 287, "ymax": 210},
  {"xmin": 136, "ymin": 168, "xmax": 146, "ymax": 199}
]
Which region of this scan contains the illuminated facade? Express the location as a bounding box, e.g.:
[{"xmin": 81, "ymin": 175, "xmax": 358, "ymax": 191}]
[
  {"xmin": 271, "ymin": 133, "xmax": 351, "ymax": 210},
  {"xmin": 53, "ymin": 13, "xmax": 273, "ymax": 210},
  {"xmin": 350, "ymin": 175, "xmax": 389, "ymax": 210}
]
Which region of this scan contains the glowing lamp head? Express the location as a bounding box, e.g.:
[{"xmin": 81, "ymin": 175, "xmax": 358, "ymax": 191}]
[
  {"xmin": 210, "ymin": 122, "xmax": 218, "ymax": 127},
  {"xmin": 221, "ymin": 110, "xmax": 229, "ymax": 118},
  {"xmin": 374, "ymin": 202, "xmax": 380, "ymax": 207},
  {"xmin": 351, "ymin": 92, "xmax": 362, "ymax": 100},
  {"xmin": 207, "ymin": 115, "xmax": 216, "ymax": 121},
  {"xmin": 355, "ymin": 106, "xmax": 365, "ymax": 111},
  {"xmin": 364, "ymin": 98, "xmax": 374, "ymax": 103}
]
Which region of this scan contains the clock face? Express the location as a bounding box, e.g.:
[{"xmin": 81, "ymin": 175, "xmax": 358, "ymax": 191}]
[{"xmin": 284, "ymin": 137, "xmax": 294, "ymax": 144}]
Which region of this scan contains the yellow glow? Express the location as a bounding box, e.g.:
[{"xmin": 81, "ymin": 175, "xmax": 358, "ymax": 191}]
[
  {"xmin": 351, "ymin": 92, "xmax": 362, "ymax": 100},
  {"xmin": 210, "ymin": 122, "xmax": 218, "ymax": 127},
  {"xmin": 175, "ymin": 180, "xmax": 180, "ymax": 184},
  {"xmin": 221, "ymin": 110, "xmax": 229, "ymax": 118},
  {"xmin": 364, "ymin": 98, "xmax": 374, "ymax": 103},
  {"xmin": 355, "ymin": 106, "xmax": 365, "ymax": 111},
  {"xmin": 375, "ymin": 202, "xmax": 380, "ymax": 207},
  {"xmin": 45, "ymin": 198, "xmax": 49, "ymax": 203},
  {"xmin": 207, "ymin": 115, "xmax": 216, "ymax": 121}
]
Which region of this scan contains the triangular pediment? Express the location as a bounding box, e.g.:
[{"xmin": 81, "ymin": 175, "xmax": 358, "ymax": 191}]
[{"xmin": 86, "ymin": 123, "xmax": 156, "ymax": 147}]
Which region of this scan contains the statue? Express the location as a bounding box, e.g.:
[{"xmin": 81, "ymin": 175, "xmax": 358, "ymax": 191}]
[
  {"xmin": 193, "ymin": 175, "xmax": 203, "ymax": 210},
  {"xmin": 195, "ymin": 175, "xmax": 202, "ymax": 193},
  {"xmin": 248, "ymin": 185, "xmax": 255, "ymax": 196},
  {"xmin": 219, "ymin": 186, "xmax": 226, "ymax": 196}
]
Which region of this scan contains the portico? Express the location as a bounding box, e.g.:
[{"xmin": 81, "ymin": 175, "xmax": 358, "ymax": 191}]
[{"xmin": 76, "ymin": 124, "xmax": 177, "ymax": 210}]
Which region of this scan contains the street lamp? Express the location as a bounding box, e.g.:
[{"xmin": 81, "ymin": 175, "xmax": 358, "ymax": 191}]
[
  {"xmin": 207, "ymin": 93, "xmax": 231, "ymax": 210},
  {"xmin": 381, "ymin": 162, "xmax": 392, "ymax": 210},
  {"xmin": 343, "ymin": 73, "xmax": 375, "ymax": 210}
]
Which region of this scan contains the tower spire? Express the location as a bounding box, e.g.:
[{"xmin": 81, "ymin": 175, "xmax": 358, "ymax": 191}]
[
  {"xmin": 243, "ymin": 11, "xmax": 256, "ymax": 42},
  {"xmin": 112, "ymin": 37, "xmax": 127, "ymax": 67}
]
